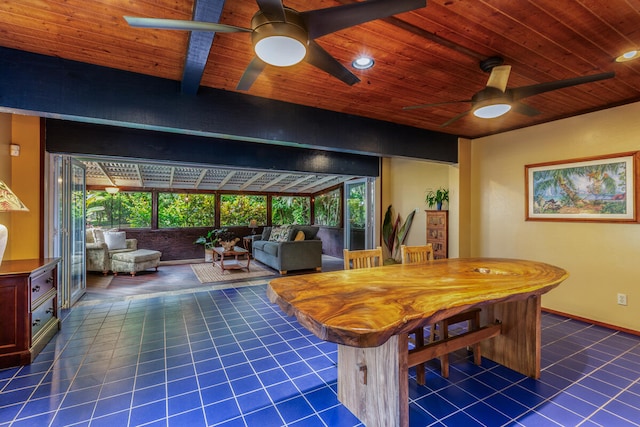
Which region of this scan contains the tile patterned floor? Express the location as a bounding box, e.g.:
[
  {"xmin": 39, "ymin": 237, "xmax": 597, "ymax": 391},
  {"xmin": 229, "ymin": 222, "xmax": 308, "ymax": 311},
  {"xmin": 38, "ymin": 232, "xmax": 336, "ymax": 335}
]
[{"xmin": 1, "ymin": 284, "xmax": 639, "ymax": 427}]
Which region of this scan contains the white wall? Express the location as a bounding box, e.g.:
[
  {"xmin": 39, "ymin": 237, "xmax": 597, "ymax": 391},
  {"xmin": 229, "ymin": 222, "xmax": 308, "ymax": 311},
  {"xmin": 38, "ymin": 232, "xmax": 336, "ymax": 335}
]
[{"xmin": 471, "ymin": 101, "xmax": 640, "ymax": 331}]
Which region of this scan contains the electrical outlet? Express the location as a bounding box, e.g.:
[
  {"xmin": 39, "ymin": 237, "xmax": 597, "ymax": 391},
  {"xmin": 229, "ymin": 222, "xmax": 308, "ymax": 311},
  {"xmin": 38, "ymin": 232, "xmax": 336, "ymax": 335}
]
[{"xmin": 617, "ymin": 293, "xmax": 628, "ymax": 306}]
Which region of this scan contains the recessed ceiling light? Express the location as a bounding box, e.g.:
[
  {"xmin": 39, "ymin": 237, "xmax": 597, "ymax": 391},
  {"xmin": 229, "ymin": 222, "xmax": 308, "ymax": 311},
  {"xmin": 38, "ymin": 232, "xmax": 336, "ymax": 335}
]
[
  {"xmin": 352, "ymin": 56, "xmax": 374, "ymax": 70},
  {"xmin": 615, "ymin": 50, "xmax": 639, "ymax": 63}
]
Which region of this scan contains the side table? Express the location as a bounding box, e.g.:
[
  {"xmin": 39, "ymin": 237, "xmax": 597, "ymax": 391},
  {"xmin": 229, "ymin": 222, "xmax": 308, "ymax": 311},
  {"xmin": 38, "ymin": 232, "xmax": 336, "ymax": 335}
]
[{"xmin": 213, "ymin": 246, "xmax": 251, "ymax": 272}]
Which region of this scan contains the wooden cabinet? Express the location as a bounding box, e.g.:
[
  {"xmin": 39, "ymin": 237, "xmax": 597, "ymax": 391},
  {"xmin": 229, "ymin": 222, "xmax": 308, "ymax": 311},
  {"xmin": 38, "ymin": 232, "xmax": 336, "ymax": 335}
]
[
  {"xmin": 426, "ymin": 210, "xmax": 448, "ymax": 259},
  {"xmin": 0, "ymin": 258, "xmax": 60, "ymax": 369}
]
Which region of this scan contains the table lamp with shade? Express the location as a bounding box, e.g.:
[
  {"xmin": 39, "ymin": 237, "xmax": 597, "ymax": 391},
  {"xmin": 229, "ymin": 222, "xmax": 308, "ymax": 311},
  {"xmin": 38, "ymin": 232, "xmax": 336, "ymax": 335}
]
[
  {"xmin": 0, "ymin": 180, "xmax": 29, "ymax": 266},
  {"xmin": 249, "ymin": 219, "xmax": 258, "ymax": 235}
]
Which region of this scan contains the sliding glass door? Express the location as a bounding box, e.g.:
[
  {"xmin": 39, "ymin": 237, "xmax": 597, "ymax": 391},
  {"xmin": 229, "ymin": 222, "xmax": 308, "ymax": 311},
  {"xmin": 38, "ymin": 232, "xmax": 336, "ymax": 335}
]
[
  {"xmin": 344, "ymin": 178, "xmax": 375, "ymax": 250},
  {"xmin": 52, "ymin": 155, "xmax": 86, "ymax": 308}
]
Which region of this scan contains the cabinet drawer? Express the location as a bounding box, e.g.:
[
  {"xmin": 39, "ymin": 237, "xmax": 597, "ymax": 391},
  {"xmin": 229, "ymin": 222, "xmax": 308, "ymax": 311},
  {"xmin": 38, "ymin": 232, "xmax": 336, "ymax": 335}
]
[
  {"xmin": 31, "ymin": 295, "xmax": 56, "ymax": 339},
  {"xmin": 30, "ymin": 267, "xmax": 56, "ymax": 307}
]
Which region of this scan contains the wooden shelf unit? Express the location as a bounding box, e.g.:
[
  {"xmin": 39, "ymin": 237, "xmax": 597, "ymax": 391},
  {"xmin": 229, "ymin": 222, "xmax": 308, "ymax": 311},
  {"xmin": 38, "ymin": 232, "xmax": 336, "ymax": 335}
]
[
  {"xmin": 0, "ymin": 258, "xmax": 61, "ymax": 368},
  {"xmin": 426, "ymin": 210, "xmax": 448, "ymax": 259}
]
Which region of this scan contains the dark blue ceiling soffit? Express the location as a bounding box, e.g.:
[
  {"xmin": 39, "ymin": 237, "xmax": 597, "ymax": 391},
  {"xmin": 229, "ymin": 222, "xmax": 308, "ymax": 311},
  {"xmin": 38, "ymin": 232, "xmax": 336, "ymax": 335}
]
[
  {"xmin": 0, "ymin": 46, "xmax": 458, "ymax": 163},
  {"xmin": 45, "ymin": 119, "xmax": 381, "ymax": 177},
  {"xmin": 181, "ymin": 0, "xmax": 226, "ymax": 95}
]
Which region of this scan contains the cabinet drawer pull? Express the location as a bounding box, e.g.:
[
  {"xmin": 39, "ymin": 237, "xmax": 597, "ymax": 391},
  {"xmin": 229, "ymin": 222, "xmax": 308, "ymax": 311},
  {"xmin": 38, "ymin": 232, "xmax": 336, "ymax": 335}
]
[
  {"xmin": 46, "ymin": 277, "xmax": 54, "ymax": 284},
  {"xmin": 32, "ymin": 285, "xmax": 41, "ymax": 292},
  {"xmin": 32, "ymin": 318, "xmax": 41, "ymax": 326},
  {"xmin": 46, "ymin": 308, "xmax": 54, "ymax": 314}
]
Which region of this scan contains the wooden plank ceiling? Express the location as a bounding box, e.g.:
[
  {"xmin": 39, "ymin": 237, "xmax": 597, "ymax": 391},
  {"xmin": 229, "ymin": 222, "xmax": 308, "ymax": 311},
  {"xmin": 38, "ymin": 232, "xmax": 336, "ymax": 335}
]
[{"xmin": 1, "ymin": 0, "xmax": 639, "ymax": 140}]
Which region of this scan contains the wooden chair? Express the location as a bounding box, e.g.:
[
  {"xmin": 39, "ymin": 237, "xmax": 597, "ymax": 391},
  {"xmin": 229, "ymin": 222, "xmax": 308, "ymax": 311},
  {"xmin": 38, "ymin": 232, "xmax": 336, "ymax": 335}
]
[
  {"xmin": 400, "ymin": 244, "xmax": 481, "ymax": 385},
  {"xmin": 343, "ymin": 246, "xmax": 383, "ymax": 270}
]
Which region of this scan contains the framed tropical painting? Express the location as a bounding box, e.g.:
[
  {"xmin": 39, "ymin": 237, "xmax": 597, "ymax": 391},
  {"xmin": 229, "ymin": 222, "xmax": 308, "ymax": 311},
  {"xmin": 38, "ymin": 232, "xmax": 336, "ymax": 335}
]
[{"xmin": 525, "ymin": 152, "xmax": 640, "ymax": 222}]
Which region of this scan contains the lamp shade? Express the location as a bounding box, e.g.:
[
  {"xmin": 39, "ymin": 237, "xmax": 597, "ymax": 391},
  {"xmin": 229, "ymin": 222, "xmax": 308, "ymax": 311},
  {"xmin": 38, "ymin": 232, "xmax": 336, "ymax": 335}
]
[
  {"xmin": 0, "ymin": 180, "xmax": 29, "ymax": 266},
  {"xmin": 0, "ymin": 180, "xmax": 29, "ymax": 212},
  {"xmin": 249, "ymin": 219, "xmax": 258, "ymax": 228}
]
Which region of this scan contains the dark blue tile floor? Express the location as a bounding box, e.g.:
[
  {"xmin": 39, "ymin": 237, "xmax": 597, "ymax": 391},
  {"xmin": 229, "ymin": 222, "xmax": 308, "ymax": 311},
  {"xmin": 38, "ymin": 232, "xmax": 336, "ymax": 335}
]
[{"xmin": 1, "ymin": 284, "xmax": 639, "ymax": 426}]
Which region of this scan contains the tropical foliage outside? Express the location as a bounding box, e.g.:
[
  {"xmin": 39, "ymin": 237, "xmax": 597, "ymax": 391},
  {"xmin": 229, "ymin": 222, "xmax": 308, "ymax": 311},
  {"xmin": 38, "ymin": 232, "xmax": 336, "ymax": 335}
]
[
  {"xmin": 272, "ymin": 196, "xmax": 310, "ymax": 225},
  {"xmin": 87, "ymin": 187, "xmax": 342, "ymax": 229},
  {"xmin": 314, "ymin": 188, "xmax": 341, "ymax": 227}
]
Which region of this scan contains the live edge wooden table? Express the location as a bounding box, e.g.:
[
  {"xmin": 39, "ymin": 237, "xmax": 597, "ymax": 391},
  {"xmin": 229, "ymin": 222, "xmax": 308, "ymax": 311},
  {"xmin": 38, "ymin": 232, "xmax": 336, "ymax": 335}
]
[{"xmin": 267, "ymin": 258, "xmax": 568, "ymax": 427}]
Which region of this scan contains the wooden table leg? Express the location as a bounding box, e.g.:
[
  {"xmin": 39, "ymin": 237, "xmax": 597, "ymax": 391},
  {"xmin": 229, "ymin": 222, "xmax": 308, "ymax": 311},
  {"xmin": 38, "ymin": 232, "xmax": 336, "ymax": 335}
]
[
  {"xmin": 481, "ymin": 295, "xmax": 542, "ymax": 378},
  {"xmin": 337, "ymin": 334, "xmax": 409, "ymax": 427}
]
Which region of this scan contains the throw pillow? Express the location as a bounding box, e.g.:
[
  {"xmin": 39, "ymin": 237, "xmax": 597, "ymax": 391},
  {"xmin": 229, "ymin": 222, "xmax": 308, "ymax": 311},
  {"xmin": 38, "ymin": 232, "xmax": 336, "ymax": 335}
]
[
  {"xmin": 85, "ymin": 228, "xmax": 95, "ymax": 244},
  {"xmin": 268, "ymin": 225, "xmax": 292, "ymax": 242},
  {"xmin": 103, "ymin": 231, "xmax": 127, "ymax": 250},
  {"xmin": 261, "ymin": 227, "xmax": 272, "ymax": 241},
  {"xmin": 293, "ymin": 230, "xmax": 305, "ymax": 241},
  {"xmin": 92, "ymin": 228, "xmax": 105, "ymax": 244}
]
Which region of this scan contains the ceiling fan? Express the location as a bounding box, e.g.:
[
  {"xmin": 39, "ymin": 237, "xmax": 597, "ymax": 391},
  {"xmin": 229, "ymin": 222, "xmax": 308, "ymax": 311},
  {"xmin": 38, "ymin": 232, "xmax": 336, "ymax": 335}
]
[
  {"xmin": 403, "ymin": 57, "xmax": 615, "ymax": 127},
  {"xmin": 125, "ymin": 0, "xmax": 425, "ymax": 91}
]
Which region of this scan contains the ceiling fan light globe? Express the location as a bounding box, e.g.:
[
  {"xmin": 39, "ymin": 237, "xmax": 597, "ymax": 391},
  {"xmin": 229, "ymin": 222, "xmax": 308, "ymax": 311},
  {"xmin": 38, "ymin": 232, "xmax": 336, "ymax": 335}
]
[
  {"xmin": 255, "ymin": 36, "xmax": 306, "ymax": 66},
  {"xmin": 473, "ymin": 103, "xmax": 511, "ymax": 119}
]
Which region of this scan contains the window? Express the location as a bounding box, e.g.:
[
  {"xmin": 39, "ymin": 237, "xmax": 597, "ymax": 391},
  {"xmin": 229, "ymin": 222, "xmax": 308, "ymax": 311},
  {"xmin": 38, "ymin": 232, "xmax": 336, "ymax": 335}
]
[
  {"xmin": 158, "ymin": 193, "xmax": 215, "ymax": 228},
  {"xmin": 220, "ymin": 195, "xmax": 267, "ymax": 226},
  {"xmin": 314, "ymin": 188, "xmax": 341, "ymax": 227},
  {"xmin": 272, "ymin": 196, "xmax": 310, "ymax": 225},
  {"xmin": 86, "ymin": 190, "xmax": 152, "ymax": 229}
]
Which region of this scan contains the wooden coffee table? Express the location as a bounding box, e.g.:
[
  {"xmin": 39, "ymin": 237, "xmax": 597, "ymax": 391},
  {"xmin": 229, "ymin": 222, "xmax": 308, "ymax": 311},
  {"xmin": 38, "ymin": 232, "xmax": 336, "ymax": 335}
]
[{"xmin": 212, "ymin": 246, "xmax": 251, "ymax": 272}]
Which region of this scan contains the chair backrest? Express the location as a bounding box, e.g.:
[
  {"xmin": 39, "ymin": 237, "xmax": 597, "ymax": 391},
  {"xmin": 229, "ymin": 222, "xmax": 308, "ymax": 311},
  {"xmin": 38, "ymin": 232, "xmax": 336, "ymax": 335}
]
[
  {"xmin": 343, "ymin": 246, "xmax": 383, "ymax": 270},
  {"xmin": 400, "ymin": 244, "xmax": 434, "ymax": 265}
]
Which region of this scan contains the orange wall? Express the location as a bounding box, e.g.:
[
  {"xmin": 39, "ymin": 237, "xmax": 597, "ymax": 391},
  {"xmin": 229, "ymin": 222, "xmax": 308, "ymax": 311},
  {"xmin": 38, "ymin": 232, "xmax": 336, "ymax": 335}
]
[{"xmin": 0, "ymin": 113, "xmax": 41, "ymax": 260}]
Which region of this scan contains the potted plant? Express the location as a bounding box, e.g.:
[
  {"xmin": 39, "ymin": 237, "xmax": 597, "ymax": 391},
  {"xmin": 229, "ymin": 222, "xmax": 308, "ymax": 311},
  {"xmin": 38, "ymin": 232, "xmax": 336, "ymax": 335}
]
[
  {"xmin": 425, "ymin": 187, "xmax": 449, "ymax": 210},
  {"xmin": 194, "ymin": 228, "xmax": 238, "ymax": 261}
]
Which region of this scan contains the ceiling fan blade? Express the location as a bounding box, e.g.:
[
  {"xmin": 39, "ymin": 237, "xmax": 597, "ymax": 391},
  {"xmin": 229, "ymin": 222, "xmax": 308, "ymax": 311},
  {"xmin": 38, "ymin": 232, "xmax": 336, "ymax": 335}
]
[
  {"xmin": 236, "ymin": 57, "xmax": 267, "ymax": 91},
  {"xmin": 403, "ymin": 99, "xmax": 473, "ymax": 111},
  {"xmin": 486, "ymin": 65, "xmax": 511, "ymax": 92},
  {"xmin": 511, "ymin": 102, "xmax": 540, "ymax": 117},
  {"xmin": 510, "ymin": 71, "xmax": 615, "ymax": 101},
  {"xmin": 302, "ymin": 0, "xmax": 425, "ymax": 39},
  {"xmin": 305, "ymin": 41, "xmax": 360, "ymax": 86},
  {"xmin": 124, "ymin": 16, "xmax": 250, "ymax": 33},
  {"xmin": 441, "ymin": 109, "xmax": 472, "ymax": 127},
  {"xmin": 256, "ymin": 0, "xmax": 286, "ymax": 22}
]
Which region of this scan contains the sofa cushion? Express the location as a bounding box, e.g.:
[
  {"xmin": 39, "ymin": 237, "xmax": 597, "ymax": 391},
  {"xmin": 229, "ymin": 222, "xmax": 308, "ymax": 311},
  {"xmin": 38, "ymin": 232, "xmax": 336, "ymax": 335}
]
[
  {"xmin": 293, "ymin": 230, "xmax": 305, "ymax": 241},
  {"xmin": 263, "ymin": 242, "xmax": 279, "ymax": 256},
  {"xmin": 269, "ymin": 225, "xmax": 292, "ymax": 242},
  {"xmin": 261, "ymin": 227, "xmax": 272, "ymax": 241},
  {"xmin": 93, "ymin": 228, "xmax": 105, "ymax": 244},
  {"xmin": 252, "ymin": 240, "xmax": 268, "ymax": 251},
  {"xmin": 290, "ymin": 225, "xmax": 319, "ymax": 240},
  {"xmin": 104, "ymin": 231, "xmax": 127, "ymax": 250},
  {"xmin": 86, "ymin": 228, "xmax": 95, "ymax": 244}
]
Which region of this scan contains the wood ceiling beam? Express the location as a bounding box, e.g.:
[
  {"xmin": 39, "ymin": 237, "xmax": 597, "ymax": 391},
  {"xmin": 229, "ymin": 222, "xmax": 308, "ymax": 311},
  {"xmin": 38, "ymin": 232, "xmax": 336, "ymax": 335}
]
[
  {"xmin": 218, "ymin": 171, "xmax": 236, "ymax": 189},
  {"xmin": 261, "ymin": 174, "xmax": 290, "ymax": 191},
  {"xmin": 195, "ymin": 169, "xmax": 208, "ymax": 188},
  {"xmin": 281, "ymin": 175, "xmax": 314, "ymax": 192},
  {"xmin": 299, "ymin": 175, "xmax": 340, "ymax": 191},
  {"xmin": 96, "ymin": 162, "xmax": 116, "ymax": 187},
  {"xmin": 240, "ymin": 172, "xmax": 266, "ymax": 190},
  {"xmin": 134, "ymin": 164, "xmax": 143, "ymax": 187}
]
